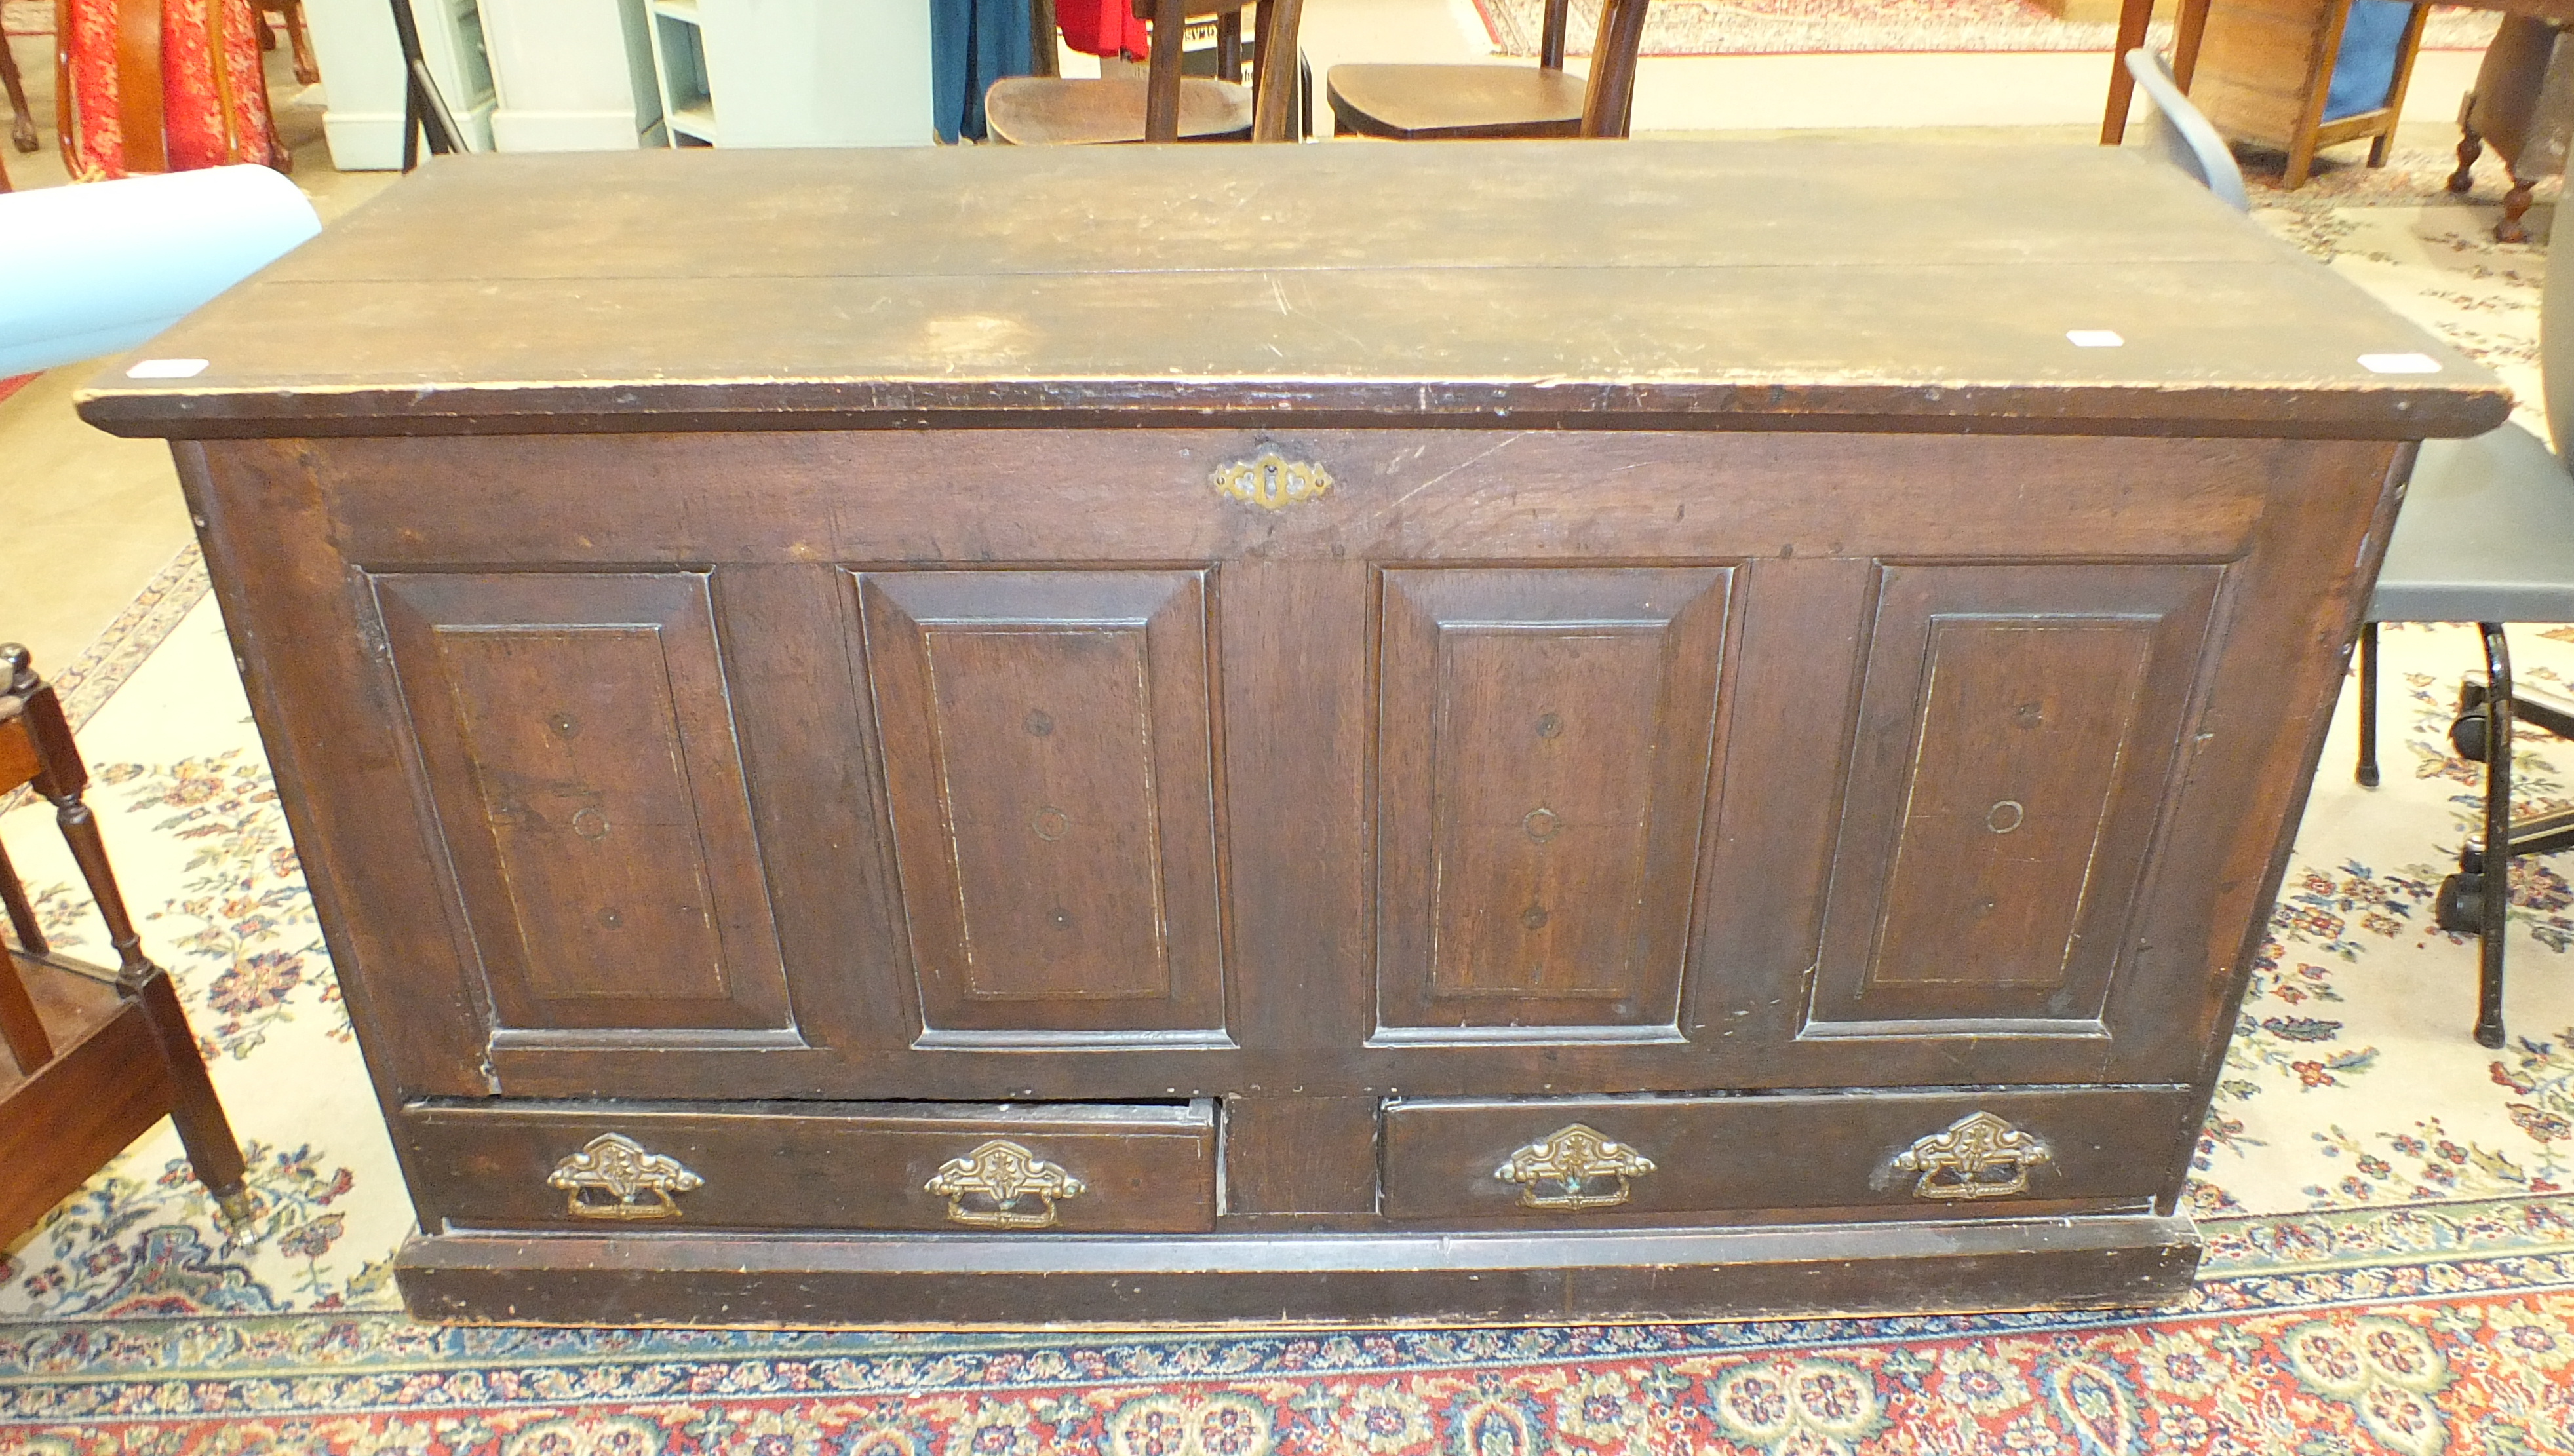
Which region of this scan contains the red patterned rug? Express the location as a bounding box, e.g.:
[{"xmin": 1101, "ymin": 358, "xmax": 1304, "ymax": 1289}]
[
  {"xmin": 0, "ymin": 375, "xmax": 34, "ymax": 408},
  {"xmin": 1473, "ymin": 0, "xmax": 2501, "ymax": 56},
  {"xmin": 3, "ymin": 1250, "xmax": 2572, "ymax": 1453}
]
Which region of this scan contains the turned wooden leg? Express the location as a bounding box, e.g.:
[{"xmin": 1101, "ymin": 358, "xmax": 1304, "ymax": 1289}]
[
  {"xmin": 2501, "ymin": 176, "xmax": 2536, "ymax": 242},
  {"xmin": 0, "ymin": 26, "xmax": 38, "ymax": 154},
  {"xmin": 2453, "ymin": 106, "xmax": 2484, "ymax": 192},
  {"xmin": 280, "ymin": 0, "xmax": 319, "ymax": 86}
]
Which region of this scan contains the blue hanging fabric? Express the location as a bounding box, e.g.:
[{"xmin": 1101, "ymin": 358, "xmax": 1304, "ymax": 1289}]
[
  {"xmin": 933, "ymin": 0, "xmax": 1038, "ymax": 142},
  {"xmin": 2325, "ymin": 1, "xmax": 2417, "ymax": 121}
]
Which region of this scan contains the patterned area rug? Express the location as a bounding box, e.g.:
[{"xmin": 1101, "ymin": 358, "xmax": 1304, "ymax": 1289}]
[
  {"xmin": 5, "ymin": 188, "xmax": 2574, "ymax": 1451},
  {"xmin": 1473, "ymin": 0, "xmax": 2501, "ymax": 56}
]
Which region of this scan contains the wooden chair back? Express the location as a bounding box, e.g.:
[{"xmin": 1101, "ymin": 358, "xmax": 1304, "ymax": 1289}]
[
  {"xmin": 1580, "ymin": 0, "xmax": 1650, "ymax": 138},
  {"xmin": 1144, "ymin": 0, "xmax": 1302, "ymax": 142},
  {"xmin": 1323, "ymin": 0, "xmax": 1650, "ymax": 142},
  {"xmin": 986, "ymin": 0, "xmax": 1304, "ymax": 144}
]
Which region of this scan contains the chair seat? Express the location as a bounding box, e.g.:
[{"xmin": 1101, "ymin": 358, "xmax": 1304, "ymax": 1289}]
[
  {"xmin": 1325, "ymin": 64, "xmax": 1587, "ymax": 140},
  {"xmin": 2369, "ymin": 421, "xmax": 2574, "ymax": 623},
  {"xmin": 985, "ymin": 76, "xmax": 1255, "ymax": 145}
]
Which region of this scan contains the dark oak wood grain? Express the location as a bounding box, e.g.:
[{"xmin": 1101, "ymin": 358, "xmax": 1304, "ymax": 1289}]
[{"xmin": 83, "ymin": 142, "xmax": 2504, "ymax": 1324}]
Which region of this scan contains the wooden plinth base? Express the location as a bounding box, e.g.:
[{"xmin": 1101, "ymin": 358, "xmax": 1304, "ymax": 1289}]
[{"xmin": 396, "ymin": 1214, "xmax": 2202, "ymax": 1328}]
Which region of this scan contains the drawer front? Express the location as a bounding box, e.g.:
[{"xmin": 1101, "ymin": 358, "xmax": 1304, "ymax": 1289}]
[
  {"xmin": 1379, "ymin": 1088, "xmax": 2195, "ymax": 1223},
  {"xmin": 404, "ymin": 1100, "xmax": 1216, "ymax": 1233}
]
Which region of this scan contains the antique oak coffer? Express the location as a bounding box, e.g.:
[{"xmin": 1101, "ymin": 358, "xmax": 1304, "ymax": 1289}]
[{"xmin": 79, "ymin": 140, "xmax": 2506, "ymax": 1326}]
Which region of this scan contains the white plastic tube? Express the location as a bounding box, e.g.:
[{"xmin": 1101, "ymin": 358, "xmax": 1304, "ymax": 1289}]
[{"xmin": 0, "ymin": 164, "xmax": 321, "ymax": 377}]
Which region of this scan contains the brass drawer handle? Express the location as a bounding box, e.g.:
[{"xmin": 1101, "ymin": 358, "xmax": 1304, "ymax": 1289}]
[
  {"xmin": 1494, "ymin": 1123, "xmax": 1656, "ymax": 1210},
  {"xmin": 926, "ymin": 1139, "xmax": 1090, "ymax": 1229},
  {"xmin": 1892, "ymin": 1111, "xmax": 2052, "ymax": 1201},
  {"xmin": 546, "ymin": 1132, "xmax": 705, "ymax": 1221}
]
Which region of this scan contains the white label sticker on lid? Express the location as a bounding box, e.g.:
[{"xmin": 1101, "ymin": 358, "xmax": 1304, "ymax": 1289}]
[
  {"xmin": 2358, "ymin": 353, "xmax": 2441, "ymax": 374},
  {"xmin": 2066, "ymin": 330, "xmax": 2125, "ymax": 348},
  {"xmin": 125, "ymin": 358, "xmax": 210, "ymax": 379}
]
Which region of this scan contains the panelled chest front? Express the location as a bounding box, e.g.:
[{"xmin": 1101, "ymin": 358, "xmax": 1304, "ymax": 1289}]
[{"xmin": 79, "ymin": 140, "xmax": 2508, "ymax": 1324}]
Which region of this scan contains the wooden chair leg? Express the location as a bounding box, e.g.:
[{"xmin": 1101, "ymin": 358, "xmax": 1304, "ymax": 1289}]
[
  {"xmin": 2368, "ymin": 129, "xmax": 2392, "ymax": 167},
  {"xmin": 137, "ymin": 970, "xmax": 254, "ymax": 1223},
  {"xmin": 0, "ymin": 25, "xmax": 38, "ymax": 153},
  {"xmin": 2500, "ymin": 176, "xmax": 2537, "ymax": 242},
  {"xmin": 281, "ymin": 0, "xmax": 319, "ymax": 86},
  {"xmin": 2284, "ymin": 131, "xmax": 2319, "ymax": 190},
  {"xmin": 2451, "ymin": 111, "xmax": 2484, "ymax": 193}
]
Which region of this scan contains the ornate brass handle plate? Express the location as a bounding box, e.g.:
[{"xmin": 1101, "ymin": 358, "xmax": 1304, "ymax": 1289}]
[
  {"xmin": 546, "ymin": 1132, "xmax": 705, "ymax": 1221},
  {"xmin": 1891, "ymin": 1111, "xmax": 2052, "ymax": 1201},
  {"xmin": 925, "ymin": 1139, "xmax": 1090, "ymax": 1229},
  {"xmin": 1494, "ymin": 1123, "xmax": 1657, "ymax": 1210},
  {"xmin": 1211, "ymin": 451, "xmax": 1333, "ymax": 512}
]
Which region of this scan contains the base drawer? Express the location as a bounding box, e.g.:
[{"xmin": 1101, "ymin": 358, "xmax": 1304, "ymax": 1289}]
[
  {"xmin": 1380, "ymin": 1087, "xmax": 2196, "ymax": 1222},
  {"xmin": 402, "ymin": 1099, "xmax": 1217, "ymax": 1234}
]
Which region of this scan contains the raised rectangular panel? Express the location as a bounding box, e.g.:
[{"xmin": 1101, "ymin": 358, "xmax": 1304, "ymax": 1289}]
[
  {"xmin": 855, "ymin": 570, "xmax": 1228, "ymax": 1045},
  {"xmin": 1375, "ymin": 567, "xmax": 1731, "ymax": 1039},
  {"xmin": 374, "ymin": 572, "xmax": 789, "ymax": 1033},
  {"xmin": 1806, "ymin": 563, "xmax": 2221, "ymax": 1034}
]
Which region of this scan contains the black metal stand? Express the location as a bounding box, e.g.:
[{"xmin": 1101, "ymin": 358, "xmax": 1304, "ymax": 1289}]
[
  {"xmin": 2361, "ymin": 621, "xmax": 2574, "ymax": 1048},
  {"xmin": 390, "ymin": 0, "xmax": 468, "ymax": 172}
]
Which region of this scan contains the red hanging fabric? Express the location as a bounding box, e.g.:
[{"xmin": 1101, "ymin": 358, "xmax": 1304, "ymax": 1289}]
[
  {"xmin": 58, "ymin": 0, "xmax": 281, "ymax": 181},
  {"xmin": 1056, "ymin": 0, "xmax": 1147, "ymax": 60}
]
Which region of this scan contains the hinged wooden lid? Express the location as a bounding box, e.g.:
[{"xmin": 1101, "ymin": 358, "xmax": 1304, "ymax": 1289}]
[{"xmin": 76, "ymin": 140, "xmax": 2508, "ymax": 440}]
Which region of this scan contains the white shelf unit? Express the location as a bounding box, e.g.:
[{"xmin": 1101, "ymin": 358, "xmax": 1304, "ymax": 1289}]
[{"xmin": 646, "ymin": 0, "xmax": 717, "ymax": 145}]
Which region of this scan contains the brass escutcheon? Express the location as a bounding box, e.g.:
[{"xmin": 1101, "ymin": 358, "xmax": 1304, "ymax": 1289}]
[
  {"xmin": 1494, "ymin": 1123, "xmax": 1657, "ymax": 1210},
  {"xmin": 1985, "ymin": 800, "xmax": 2025, "ymax": 834},
  {"xmin": 1211, "ymin": 451, "xmax": 1333, "ymax": 512},
  {"xmin": 1890, "ymin": 1111, "xmax": 2052, "ymax": 1201},
  {"xmin": 546, "ymin": 1132, "xmax": 705, "ymax": 1221},
  {"xmin": 925, "ymin": 1140, "xmax": 1089, "ymax": 1229}
]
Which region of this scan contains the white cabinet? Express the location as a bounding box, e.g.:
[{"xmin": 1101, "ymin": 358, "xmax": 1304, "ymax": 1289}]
[
  {"xmin": 303, "ymin": 0, "xmax": 497, "ymax": 170},
  {"xmin": 640, "ymin": 0, "xmax": 933, "ymax": 147},
  {"xmin": 480, "ymin": 0, "xmax": 663, "ymax": 151}
]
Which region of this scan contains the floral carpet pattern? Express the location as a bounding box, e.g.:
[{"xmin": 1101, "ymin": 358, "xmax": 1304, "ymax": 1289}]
[{"xmin": 8, "ymin": 193, "xmax": 2574, "ymax": 1453}]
